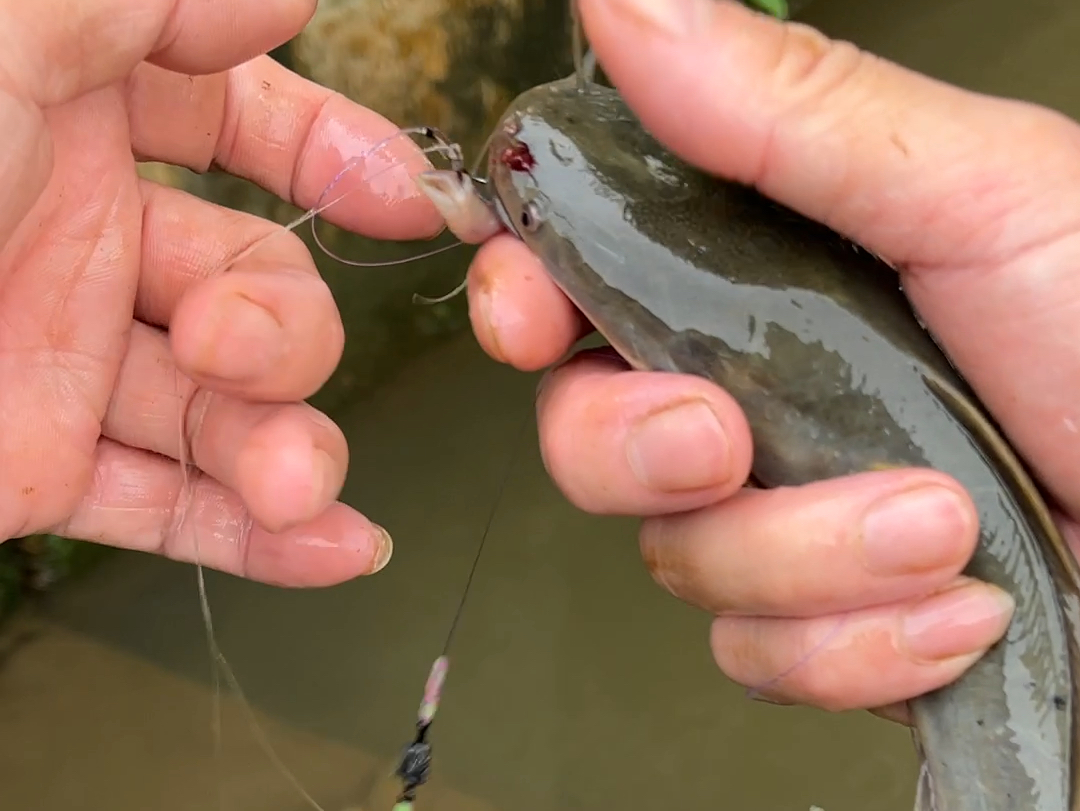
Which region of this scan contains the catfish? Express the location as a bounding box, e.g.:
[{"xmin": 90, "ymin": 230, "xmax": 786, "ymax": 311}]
[{"xmin": 417, "ymin": 74, "xmax": 1080, "ymax": 811}]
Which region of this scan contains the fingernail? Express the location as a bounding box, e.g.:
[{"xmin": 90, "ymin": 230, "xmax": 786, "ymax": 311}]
[
  {"xmin": 611, "ymin": 0, "xmax": 712, "ymax": 38},
  {"xmin": 901, "ymin": 580, "xmax": 1014, "ymax": 663},
  {"xmin": 370, "ymin": 524, "xmax": 394, "ymax": 574},
  {"xmin": 627, "ymin": 399, "xmax": 729, "ymax": 492},
  {"xmin": 860, "ymin": 486, "xmax": 973, "ymax": 576},
  {"xmin": 198, "ymin": 293, "xmax": 284, "ymax": 381}
]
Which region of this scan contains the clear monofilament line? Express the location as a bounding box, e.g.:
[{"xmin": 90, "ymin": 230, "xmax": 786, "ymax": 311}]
[
  {"xmin": 744, "ymin": 615, "xmax": 850, "ymax": 701},
  {"xmin": 309, "ymin": 130, "xmax": 468, "ymax": 268},
  {"xmin": 174, "ymin": 122, "xmax": 471, "ymax": 811},
  {"xmin": 385, "ymin": 410, "xmax": 533, "ymax": 811}
]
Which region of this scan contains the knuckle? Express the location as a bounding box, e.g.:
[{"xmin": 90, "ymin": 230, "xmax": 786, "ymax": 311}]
[
  {"xmin": 768, "ymin": 24, "xmax": 875, "ymax": 114},
  {"xmin": 752, "ymin": 24, "xmax": 881, "ymax": 209}
]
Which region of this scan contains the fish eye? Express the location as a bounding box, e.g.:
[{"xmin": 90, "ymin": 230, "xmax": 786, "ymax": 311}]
[{"xmin": 519, "ymin": 203, "xmax": 543, "ymax": 232}]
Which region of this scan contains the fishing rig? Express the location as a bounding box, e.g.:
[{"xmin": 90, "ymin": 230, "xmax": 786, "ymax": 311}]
[
  {"xmin": 391, "ymin": 656, "xmax": 446, "ymax": 811},
  {"xmin": 389, "ymin": 415, "xmax": 527, "ymax": 811}
]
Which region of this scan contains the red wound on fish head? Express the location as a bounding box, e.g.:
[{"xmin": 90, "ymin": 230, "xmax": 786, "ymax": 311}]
[{"xmin": 499, "ymin": 142, "xmax": 536, "ymax": 173}]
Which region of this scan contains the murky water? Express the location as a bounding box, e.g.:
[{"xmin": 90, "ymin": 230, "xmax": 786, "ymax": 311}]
[{"xmin": 3, "ymin": 0, "xmax": 1080, "ymax": 809}]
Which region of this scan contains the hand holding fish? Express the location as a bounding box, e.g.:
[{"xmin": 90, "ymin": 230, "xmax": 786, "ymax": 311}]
[
  {"xmin": 467, "ymin": 0, "xmax": 1080, "ymax": 720},
  {"xmin": 0, "ymin": 0, "xmax": 443, "ymax": 584}
]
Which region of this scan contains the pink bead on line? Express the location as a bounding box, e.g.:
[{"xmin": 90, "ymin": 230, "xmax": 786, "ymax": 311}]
[{"xmin": 418, "ymin": 656, "xmax": 449, "ymax": 726}]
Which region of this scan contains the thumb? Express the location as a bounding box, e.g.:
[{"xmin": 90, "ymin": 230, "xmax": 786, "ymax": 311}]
[
  {"xmin": 0, "ymin": 0, "xmax": 315, "ymax": 247},
  {"xmin": 578, "ymin": 0, "xmax": 1080, "ymax": 527},
  {"xmin": 578, "ymin": 0, "xmax": 1080, "ymax": 271}
]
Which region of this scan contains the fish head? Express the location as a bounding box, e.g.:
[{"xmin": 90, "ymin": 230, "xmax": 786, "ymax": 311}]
[
  {"xmin": 484, "ymin": 78, "xmax": 712, "ymax": 373},
  {"xmin": 487, "ymin": 78, "xmax": 703, "ymax": 273}
]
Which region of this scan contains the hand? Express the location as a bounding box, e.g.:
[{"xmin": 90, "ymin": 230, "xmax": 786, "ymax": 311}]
[
  {"xmin": 0, "ymin": 0, "xmax": 442, "ymax": 586},
  {"xmin": 467, "ymin": 0, "xmax": 1080, "ymax": 718}
]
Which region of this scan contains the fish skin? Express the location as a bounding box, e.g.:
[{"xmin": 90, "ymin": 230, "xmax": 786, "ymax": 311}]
[{"xmin": 479, "ymin": 77, "xmax": 1080, "ymax": 811}]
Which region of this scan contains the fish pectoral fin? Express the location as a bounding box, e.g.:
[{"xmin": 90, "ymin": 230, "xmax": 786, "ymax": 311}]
[
  {"xmin": 913, "ymin": 762, "xmax": 936, "ymax": 811},
  {"xmin": 911, "ymin": 729, "xmax": 937, "ymax": 811}
]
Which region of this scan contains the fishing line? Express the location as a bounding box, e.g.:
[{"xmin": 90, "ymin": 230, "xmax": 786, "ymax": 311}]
[
  {"xmin": 385, "ymin": 406, "xmax": 534, "ymax": 811},
  {"xmin": 308, "ymin": 126, "xmax": 469, "ymax": 269},
  {"xmin": 410, "ymin": 119, "xmax": 508, "ymax": 307},
  {"xmin": 744, "ymin": 614, "xmax": 851, "ymax": 702},
  {"xmin": 171, "ymin": 125, "xmax": 473, "ymax": 811},
  {"xmin": 743, "ymin": 466, "xmax": 852, "ymax": 699},
  {"xmin": 441, "ymin": 410, "xmax": 531, "ymax": 658},
  {"xmin": 182, "ymin": 395, "xmax": 331, "ymax": 811}
]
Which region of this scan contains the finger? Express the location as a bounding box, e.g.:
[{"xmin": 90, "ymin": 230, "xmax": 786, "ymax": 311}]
[
  {"xmin": 50, "ymin": 438, "xmax": 391, "ymax": 587},
  {"xmin": 3, "ymin": 0, "xmax": 315, "ymax": 108},
  {"xmin": 136, "ymin": 180, "xmax": 344, "ymax": 400},
  {"xmin": 536, "ymin": 351, "xmax": 753, "ymax": 515},
  {"xmin": 135, "ymin": 179, "xmax": 279, "ymax": 326},
  {"xmin": 468, "ymin": 234, "xmax": 591, "ymax": 369},
  {"xmin": 580, "ymin": 0, "xmax": 1080, "ymax": 270},
  {"xmin": 170, "ymin": 266, "xmax": 344, "ymax": 401},
  {"xmin": 640, "ymin": 469, "xmax": 977, "ymax": 617},
  {"xmin": 104, "ymin": 322, "xmax": 347, "ymax": 533},
  {"xmin": 127, "ymin": 57, "xmax": 442, "ymax": 241},
  {"xmin": 0, "ymin": 0, "xmax": 319, "ymax": 284},
  {"xmin": 711, "ymin": 578, "xmax": 1014, "ymax": 711},
  {"xmin": 582, "ymin": 0, "xmax": 1080, "ymax": 523}
]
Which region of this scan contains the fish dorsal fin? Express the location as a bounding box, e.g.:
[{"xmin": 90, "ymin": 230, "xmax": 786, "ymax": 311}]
[{"xmin": 923, "ymin": 369, "xmax": 1080, "ymax": 809}]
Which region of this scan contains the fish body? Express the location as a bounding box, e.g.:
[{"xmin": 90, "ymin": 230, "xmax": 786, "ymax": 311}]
[{"xmin": 475, "ymin": 78, "xmax": 1080, "ymax": 810}]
